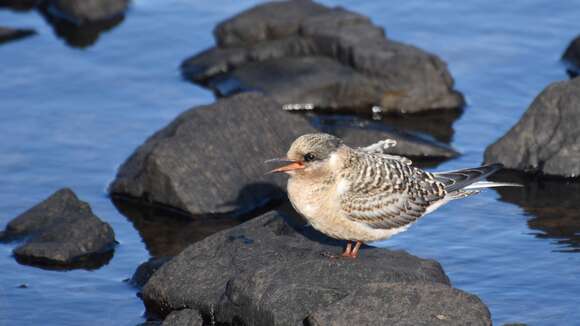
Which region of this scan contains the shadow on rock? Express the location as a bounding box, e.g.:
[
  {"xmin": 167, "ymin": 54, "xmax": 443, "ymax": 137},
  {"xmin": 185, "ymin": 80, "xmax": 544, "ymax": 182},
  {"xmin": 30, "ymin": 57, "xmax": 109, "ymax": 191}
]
[
  {"xmin": 39, "ymin": 8, "xmax": 125, "ymax": 48},
  {"xmin": 490, "ymin": 170, "xmax": 580, "ymax": 252},
  {"xmin": 0, "ymin": 0, "xmax": 40, "ymax": 11},
  {"xmin": 112, "ymin": 182, "xmax": 286, "ymax": 257}
]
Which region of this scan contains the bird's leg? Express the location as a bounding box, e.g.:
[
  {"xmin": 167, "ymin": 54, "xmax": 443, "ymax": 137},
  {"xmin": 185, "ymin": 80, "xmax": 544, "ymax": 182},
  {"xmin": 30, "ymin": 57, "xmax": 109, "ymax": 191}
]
[
  {"xmin": 349, "ymin": 241, "xmax": 363, "ymax": 258},
  {"xmin": 341, "ymin": 241, "xmax": 353, "ymax": 257}
]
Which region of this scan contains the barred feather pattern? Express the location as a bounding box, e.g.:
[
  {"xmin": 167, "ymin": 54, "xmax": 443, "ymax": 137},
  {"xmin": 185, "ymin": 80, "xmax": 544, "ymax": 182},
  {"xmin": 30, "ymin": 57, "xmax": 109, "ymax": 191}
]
[{"xmin": 338, "ymin": 149, "xmax": 446, "ymax": 230}]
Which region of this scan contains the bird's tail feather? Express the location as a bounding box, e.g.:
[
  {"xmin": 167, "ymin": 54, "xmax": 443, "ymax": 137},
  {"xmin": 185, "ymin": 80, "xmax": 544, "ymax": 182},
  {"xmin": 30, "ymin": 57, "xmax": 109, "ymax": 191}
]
[{"xmin": 434, "ymin": 163, "xmax": 520, "ymax": 193}]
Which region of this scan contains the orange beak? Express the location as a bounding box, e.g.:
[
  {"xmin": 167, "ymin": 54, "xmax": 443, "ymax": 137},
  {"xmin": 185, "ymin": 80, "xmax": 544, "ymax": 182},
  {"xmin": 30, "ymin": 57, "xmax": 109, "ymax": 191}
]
[{"xmin": 265, "ymin": 158, "xmax": 305, "ymax": 174}]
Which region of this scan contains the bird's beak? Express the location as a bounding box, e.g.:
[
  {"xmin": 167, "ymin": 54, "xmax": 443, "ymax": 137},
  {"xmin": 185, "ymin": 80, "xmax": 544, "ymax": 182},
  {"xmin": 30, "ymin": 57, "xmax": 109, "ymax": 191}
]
[{"xmin": 265, "ymin": 158, "xmax": 305, "ymax": 174}]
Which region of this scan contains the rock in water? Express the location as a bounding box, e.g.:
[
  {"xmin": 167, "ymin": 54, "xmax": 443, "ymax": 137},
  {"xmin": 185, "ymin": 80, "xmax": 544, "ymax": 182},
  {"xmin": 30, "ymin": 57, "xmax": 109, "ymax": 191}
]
[
  {"xmin": 484, "ymin": 78, "xmax": 580, "ymax": 177},
  {"xmin": 141, "ymin": 211, "xmax": 490, "ymax": 325},
  {"xmin": 0, "ymin": 188, "xmax": 116, "ymax": 269},
  {"xmin": 109, "ymin": 93, "xmax": 315, "ymax": 217},
  {"xmin": 45, "ymin": 0, "xmax": 129, "ymax": 24},
  {"xmin": 181, "ymin": 0, "xmax": 464, "ymax": 114},
  {"xmin": 562, "ymin": 34, "xmax": 580, "ymax": 77}
]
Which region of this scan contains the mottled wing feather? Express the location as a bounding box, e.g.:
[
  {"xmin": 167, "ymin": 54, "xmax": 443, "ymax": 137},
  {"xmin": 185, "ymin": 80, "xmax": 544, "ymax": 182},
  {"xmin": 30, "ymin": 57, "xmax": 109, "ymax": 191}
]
[{"xmin": 339, "ymin": 152, "xmax": 445, "ymax": 230}]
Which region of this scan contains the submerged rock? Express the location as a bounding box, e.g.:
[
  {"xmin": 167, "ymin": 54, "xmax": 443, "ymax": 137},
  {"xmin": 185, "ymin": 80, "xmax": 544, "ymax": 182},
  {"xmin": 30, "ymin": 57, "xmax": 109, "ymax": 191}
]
[
  {"xmin": 0, "ymin": 188, "xmax": 116, "ymax": 269},
  {"xmin": 111, "ymin": 93, "xmax": 459, "ymax": 218},
  {"xmin": 141, "ymin": 211, "xmax": 490, "ymax": 325},
  {"xmin": 562, "ymin": 34, "xmax": 580, "ymax": 77},
  {"xmin": 484, "ymin": 78, "xmax": 580, "ymax": 177},
  {"xmin": 0, "ymin": 26, "xmax": 35, "ymax": 44},
  {"xmin": 181, "ymin": 0, "xmax": 463, "ymax": 114}
]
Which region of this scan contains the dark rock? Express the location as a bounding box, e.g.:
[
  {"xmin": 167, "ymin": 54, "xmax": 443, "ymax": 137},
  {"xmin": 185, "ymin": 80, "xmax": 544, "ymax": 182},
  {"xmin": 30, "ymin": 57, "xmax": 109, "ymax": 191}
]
[
  {"xmin": 484, "ymin": 77, "xmax": 580, "ymax": 177},
  {"xmin": 306, "ymin": 282, "xmax": 491, "ymax": 326},
  {"xmin": 110, "ymin": 93, "xmax": 459, "ymax": 218},
  {"xmin": 109, "ymin": 93, "xmax": 315, "ymax": 217},
  {"xmin": 0, "ymin": 26, "xmax": 35, "ymax": 44},
  {"xmin": 181, "ymin": 0, "xmax": 463, "ymax": 114},
  {"xmin": 131, "ymin": 257, "xmax": 171, "ymax": 288},
  {"xmin": 0, "ymin": 188, "xmax": 116, "ymax": 269},
  {"xmin": 490, "ymin": 170, "xmax": 580, "ymax": 252},
  {"xmin": 0, "ymin": 0, "xmax": 40, "ymax": 11},
  {"xmin": 140, "ymin": 210, "xmax": 473, "ymax": 325},
  {"xmin": 136, "ymin": 322, "xmax": 161, "ymax": 326},
  {"xmin": 39, "ymin": 8, "xmax": 124, "ymax": 48},
  {"xmin": 45, "ymin": 0, "xmax": 129, "ymax": 24},
  {"xmin": 562, "ymin": 35, "xmax": 580, "ymax": 77},
  {"xmin": 162, "ymin": 309, "xmax": 203, "ymax": 326}
]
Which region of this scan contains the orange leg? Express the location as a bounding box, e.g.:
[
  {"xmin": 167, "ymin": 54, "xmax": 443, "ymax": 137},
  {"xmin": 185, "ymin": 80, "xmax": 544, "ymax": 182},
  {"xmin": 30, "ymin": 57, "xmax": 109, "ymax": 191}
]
[
  {"xmin": 350, "ymin": 241, "xmax": 363, "ymax": 258},
  {"xmin": 341, "ymin": 241, "xmax": 353, "ymax": 257}
]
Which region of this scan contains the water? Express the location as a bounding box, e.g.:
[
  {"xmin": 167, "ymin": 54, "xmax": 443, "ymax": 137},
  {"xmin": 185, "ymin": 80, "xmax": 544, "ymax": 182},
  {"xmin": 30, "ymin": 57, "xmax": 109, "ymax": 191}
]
[{"xmin": 1, "ymin": 1, "xmax": 579, "ymax": 325}]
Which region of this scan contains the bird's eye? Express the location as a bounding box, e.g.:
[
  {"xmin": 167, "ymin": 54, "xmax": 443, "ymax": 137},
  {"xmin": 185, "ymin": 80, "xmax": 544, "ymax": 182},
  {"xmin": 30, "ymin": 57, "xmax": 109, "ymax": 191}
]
[{"xmin": 303, "ymin": 153, "xmax": 316, "ymax": 162}]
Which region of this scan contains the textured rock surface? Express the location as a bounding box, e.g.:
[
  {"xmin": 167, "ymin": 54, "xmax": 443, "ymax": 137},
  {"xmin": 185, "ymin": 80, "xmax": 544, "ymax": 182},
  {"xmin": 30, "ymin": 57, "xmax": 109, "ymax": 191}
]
[
  {"xmin": 111, "ymin": 92, "xmax": 458, "ymax": 218},
  {"xmin": 562, "ymin": 34, "xmax": 580, "ymax": 76},
  {"xmin": 181, "ymin": 0, "xmax": 463, "ymax": 114},
  {"xmin": 109, "ymin": 93, "xmax": 315, "ymax": 217},
  {"xmin": 306, "ymin": 282, "xmax": 491, "ymax": 326},
  {"xmin": 484, "ymin": 78, "xmax": 580, "ymax": 177},
  {"xmin": 138, "ymin": 211, "xmax": 490, "ymax": 325},
  {"xmin": 0, "ymin": 26, "xmax": 35, "ymax": 44},
  {"xmin": 0, "ymin": 188, "xmax": 116, "ymax": 269},
  {"xmin": 161, "ymin": 309, "xmax": 203, "ymax": 326},
  {"xmin": 47, "ymin": 0, "xmax": 129, "ymax": 23},
  {"xmin": 131, "ymin": 257, "xmax": 171, "ymax": 288}
]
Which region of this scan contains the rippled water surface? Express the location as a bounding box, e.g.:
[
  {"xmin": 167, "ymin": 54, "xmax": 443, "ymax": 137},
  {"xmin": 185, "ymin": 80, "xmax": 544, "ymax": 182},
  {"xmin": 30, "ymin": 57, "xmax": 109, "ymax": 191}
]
[{"xmin": 1, "ymin": 1, "xmax": 580, "ymax": 325}]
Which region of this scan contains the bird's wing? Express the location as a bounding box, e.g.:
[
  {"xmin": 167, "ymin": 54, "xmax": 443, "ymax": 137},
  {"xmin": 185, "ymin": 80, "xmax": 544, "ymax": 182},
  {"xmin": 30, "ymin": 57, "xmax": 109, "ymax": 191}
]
[
  {"xmin": 359, "ymin": 139, "xmax": 413, "ymax": 165},
  {"xmin": 339, "ymin": 154, "xmax": 444, "ymax": 230}
]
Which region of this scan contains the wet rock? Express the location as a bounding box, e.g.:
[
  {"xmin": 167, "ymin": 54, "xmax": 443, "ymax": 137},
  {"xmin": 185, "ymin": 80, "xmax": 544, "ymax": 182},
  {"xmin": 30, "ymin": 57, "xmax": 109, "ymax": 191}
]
[
  {"xmin": 110, "ymin": 93, "xmax": 459, "ymax": 218},
  {"xmin": 0, "ymin": 26, "xmax": 35, "ymax": 44},
  {"xmin": 131, "ymin": 257, "xmax": 171, "ymax": 288},
  {"xmin": 484, "ymin": 78, "xmax": 580, "ymax": 177},
  {"xmin": 562, "ymin": 35, "xmax": 580, "ymax": 77},
  {"xmin": 0, "ymin": 188, "xmax": 116, "ymax": 269},
  {"xmin": 181, "ymin": 0, "xmax": 463, "ymax": 114},
  {"xmin": 44, "ymin": 0, "xmax": 128, "ymax": 24},
  {"xmin": 162, "ymin": 309, "xmax": 203, "ymax": 326},
  {"xmin": 306, "ymin": 282, "xmax": 491, "ymax": 326},
  {"xmin": 138, "ymin": 210, "xmax": 488, "ymax": 325}
]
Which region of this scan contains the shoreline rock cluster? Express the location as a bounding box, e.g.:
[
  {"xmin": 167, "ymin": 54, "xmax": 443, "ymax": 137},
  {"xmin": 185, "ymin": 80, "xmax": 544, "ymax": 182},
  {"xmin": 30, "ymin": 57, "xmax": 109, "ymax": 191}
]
[
  {"xmin": 181, "ymin": 0, "xmax": 464, "ymax": 114},
  {"xmin": 140, "ymin": 211, "xmax": 492, "ymax": 325}
]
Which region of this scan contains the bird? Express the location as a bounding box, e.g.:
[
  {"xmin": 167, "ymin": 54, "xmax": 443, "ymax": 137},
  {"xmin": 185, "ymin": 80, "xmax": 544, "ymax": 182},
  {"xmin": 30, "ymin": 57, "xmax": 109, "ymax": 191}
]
[{"xmin": 267, "ymin": 133, "xmax": 517, "ymax": 259}]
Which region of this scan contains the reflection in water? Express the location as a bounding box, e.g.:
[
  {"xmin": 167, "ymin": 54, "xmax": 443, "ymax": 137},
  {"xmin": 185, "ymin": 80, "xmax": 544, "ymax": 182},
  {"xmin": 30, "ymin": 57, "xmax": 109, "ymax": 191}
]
[
  {"xmin": 361, "ymin": 109, "xmax": 462, "ymax": 144},
  {"xmin": 112, "ymin": 183, "xmax": 286, "ymax": 257},
  {"xmin": 39, "ymin": 9, "xmax": 125, "ymax": 48},
  {"xmin": 491, "ymin": 171, "xmax": 580, "ymax": 252},
  {"xmin": 14, "ymin": 249, "xmax": 114, "ymax": 271},
  {"xmin": 0, "ymin": 0, "xmax": 40, "ymax": 11}
]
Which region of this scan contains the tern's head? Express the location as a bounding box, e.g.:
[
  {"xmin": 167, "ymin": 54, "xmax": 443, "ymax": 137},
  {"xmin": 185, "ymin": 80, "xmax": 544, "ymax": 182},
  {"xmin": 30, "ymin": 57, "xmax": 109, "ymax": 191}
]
[{"xmin": 268, "ymin": 133, "xmax": 343, "ymax": 176}]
